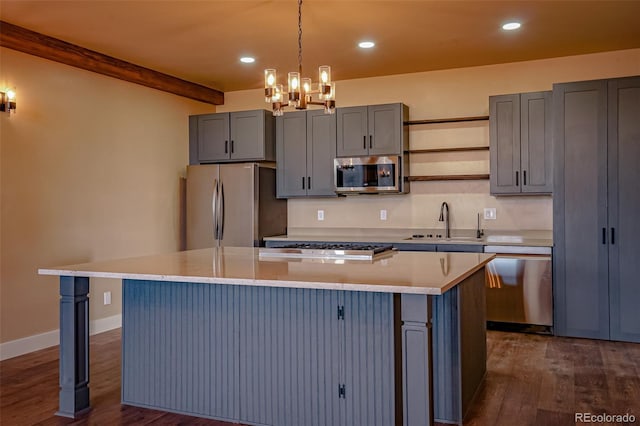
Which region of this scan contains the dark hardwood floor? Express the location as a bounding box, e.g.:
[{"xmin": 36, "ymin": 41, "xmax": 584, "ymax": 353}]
[{"xmin": 1, "ymin": 329, "xmax": 639, "ymax": 425}]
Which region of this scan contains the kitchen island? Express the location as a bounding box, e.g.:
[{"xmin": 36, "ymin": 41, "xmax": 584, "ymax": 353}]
[{"xmin": 39, "ymin": 247, "xmax": 494, "ymax": 426}]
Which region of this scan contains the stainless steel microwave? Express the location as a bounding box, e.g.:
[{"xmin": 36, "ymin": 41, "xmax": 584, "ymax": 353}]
[{"xmin": 334, "ymin": 156, "xmax": 407, "ymax": 194}]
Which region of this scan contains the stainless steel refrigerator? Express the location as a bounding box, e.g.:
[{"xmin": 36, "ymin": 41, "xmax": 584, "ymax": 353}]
[{"xmin": 186, "ymin": 163, "xmax": 287, "ymax": 249}]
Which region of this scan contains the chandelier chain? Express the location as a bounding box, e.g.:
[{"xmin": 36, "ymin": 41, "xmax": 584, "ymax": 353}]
[{"xmin": 297, "ymin": 0, "xmax": 303, "ymax": 75}]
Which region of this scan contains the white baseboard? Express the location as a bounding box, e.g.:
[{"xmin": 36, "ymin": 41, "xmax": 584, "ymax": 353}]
[
  {"xmin": 0, "ymin": 329, "xmax": 60, "ymax": 361},
  {"xmin": 0, "ymin": 314, "xmax": 122, "ymax": 361},
  {"xmin": 89, "ymin": 314, "xmax": 122, "ymax": 335}
]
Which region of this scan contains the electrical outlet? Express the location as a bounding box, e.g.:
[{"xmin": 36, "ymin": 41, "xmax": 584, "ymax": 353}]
[
  {"xmin": 484, "ymin": 208, "xmax": 497, "ymax": 220},
  {"xmin": 317, "ymin": 209, "xmax": 324, "ymax": 221},
  {"xmin": 380, "ymin": 209, "xmax": 387, "ymax": 221},
  {"xmin": 103, "ymin": 291, "xmax": 112, "ymax": 305}
]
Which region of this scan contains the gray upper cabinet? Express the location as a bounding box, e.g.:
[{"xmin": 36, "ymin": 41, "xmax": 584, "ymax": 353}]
[
  {"xmin": 490, "ymin": 91, "xmax": 552, "ymax": 195},
  {"xmin": 307, "ymin": 110, "xmax": 338, "ymax": 196},
  {"xmin": 553, "ymin": 75, "xmax": 640, "ymax": 343},
  {"xmin": 336, "ymin": 103, "xmax": 408, "ymax": 157},
  {"xmin": 189, "ymin": 110, "xmax": 275, "ymax": 164},
  {"xmin": 276, "ymin": 109, "xmax": 337, "ymax": 198},
  {"xmin": 336, "ymin": 106, "xmax": 367, "ymax": 157},
  {"xmin": 276, "ymin": 111, "xmax": 307, "ymax": 197},
  {"xmin": 195, "ymin": 113, "xmax": 229, "ymax": 162}
]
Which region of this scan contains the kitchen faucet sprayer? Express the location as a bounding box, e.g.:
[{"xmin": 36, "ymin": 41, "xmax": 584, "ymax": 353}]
[{"xmin": 439, "ymin": 202, "xmax": 450, "ymax": 239}]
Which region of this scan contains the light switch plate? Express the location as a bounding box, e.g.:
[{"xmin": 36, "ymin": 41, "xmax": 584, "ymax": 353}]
[
  {"xmin": 103, "ymin": 291, "xmax": 112, "ymax": 305},
  {"xmin": 380, "ymin": 209, "xmax": 387, "ymax": 221},
  {"xmin": 317, "ymin": 209, "xmax": 324, "ymax": 221},
  {"xmin": 484, "ymin": 208, "xmax": 497, "ymax": 220}
]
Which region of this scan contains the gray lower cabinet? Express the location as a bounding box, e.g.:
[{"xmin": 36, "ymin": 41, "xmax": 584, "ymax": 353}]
[
  {"xmin": 122, "ymin": 272, "xmax": 485, "ymax": 426},
  {"xmin": 189, "ymin": 110, "xmax": 275, "ymax": 164},
  {"xmin": 240, "ymin": 287, "xmax": 396, "ymax": 426},
  {"xmin": 436, "ymin": 244, "xmax": 483, "ymax": 253},
  {"xmin": 393, "ymin": 243, "xmax": 436, "ymax": 252},
  {"xmin": 122, "ymin": 280, "xmax": 396, "ymax": 426},
  {"xmin": 336, "ymin": 103, "xmax": 409, "ymax": 157},
  {"xmin": 276, "ymin": 110, "xmax": 337, "ymax": 198},
  {"xmin": 490, "ymin": 91, "xmax": 552, "ymax": 195},
  {"xmin": 553, "ymin": 75, "xmax": 640, "ymax": 343}
]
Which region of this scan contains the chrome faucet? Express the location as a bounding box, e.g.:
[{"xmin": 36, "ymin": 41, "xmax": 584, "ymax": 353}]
[
  {"xmin": 476, "ymin": 212, "xmax": 484, "ymax": 239},
  {"xmin": 438, "ymin": 202, "xmax": 450, "ymax": 239}
]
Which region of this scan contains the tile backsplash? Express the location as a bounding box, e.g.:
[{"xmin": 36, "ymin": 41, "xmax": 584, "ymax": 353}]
[{"xmin": 288, "ymin": 182, "xmax": 552, "ymax": 231}]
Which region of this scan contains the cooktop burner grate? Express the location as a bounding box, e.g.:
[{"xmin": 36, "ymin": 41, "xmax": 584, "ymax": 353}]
[
  {"xmin": 281, "ymin": 243, "xmax": 392, "ymax": 252},
  {"xmin": 258, "ymin": 243, "xmax": 395, "ymax": 260}
]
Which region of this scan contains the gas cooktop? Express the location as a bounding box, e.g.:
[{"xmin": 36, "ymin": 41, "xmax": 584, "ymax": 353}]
[{"xmin": 258, "ymin": 243, "xmax": 395, "ymax": 260}]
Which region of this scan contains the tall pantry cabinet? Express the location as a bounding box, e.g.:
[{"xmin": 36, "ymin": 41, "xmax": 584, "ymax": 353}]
[{"xmin": 553, "ymin": 76, "xmax": 640, "ymax": 343}]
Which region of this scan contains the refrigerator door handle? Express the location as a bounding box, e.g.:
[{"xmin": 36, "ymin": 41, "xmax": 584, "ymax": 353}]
[
  {"xmin": 219, "ymin": 181, "xmax": 225, "ymax": 241},
  {"xmin": 212, "ymin": 179, "xmax": 219, "ymax": 241}
]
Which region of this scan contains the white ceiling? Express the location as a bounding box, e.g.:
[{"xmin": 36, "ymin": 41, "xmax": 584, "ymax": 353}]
[{"xmin": 1, "ymin": 1, "xmax": 639, "ymax": 92}]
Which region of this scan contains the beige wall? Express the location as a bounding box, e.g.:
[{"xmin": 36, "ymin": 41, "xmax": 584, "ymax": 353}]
[
  {"xmin": 0, "ymin": 48, "xmax": 214, "ymax": 343},
  {"xmin": 218, "ymin": 48, "xmax": 640, "ymax": 232},
  {"xmin": 1, "ymin": 47, "xmax": 638, "ymax": 345}
]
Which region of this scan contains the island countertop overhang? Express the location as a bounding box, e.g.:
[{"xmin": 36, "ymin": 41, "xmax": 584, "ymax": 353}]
[{"xmin": 39, "ymin": 247, "xmax": 495, "ymax": 295}]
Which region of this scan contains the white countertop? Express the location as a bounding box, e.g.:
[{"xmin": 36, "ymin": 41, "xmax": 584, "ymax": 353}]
[
  {"xmin": 39, "ymin": 247, "xmax": 494, "ymax": 295},
  {"xmin": 264, "ymin": 228, "xmax": 553, "ymax": 248}
]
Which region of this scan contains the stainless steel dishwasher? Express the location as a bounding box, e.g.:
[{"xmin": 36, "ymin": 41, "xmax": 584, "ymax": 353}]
[{"xmin": 483, "ymin": 245, "xmax": 553, "ymax": 333}]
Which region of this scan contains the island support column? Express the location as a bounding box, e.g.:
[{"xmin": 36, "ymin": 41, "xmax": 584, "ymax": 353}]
[
  {"xmin": 57, "ymin": 276, "xmax": 90, "ymax": 418},
  {"xmin": 401, "ymin": 293, "xmax": 434, "ymax": 426}
]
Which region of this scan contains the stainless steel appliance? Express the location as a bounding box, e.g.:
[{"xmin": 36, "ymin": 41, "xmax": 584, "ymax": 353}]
[
  {"xmin": 186, "ymin": 163, "xmax": 287, "ymax": 249},
  {"xmin": 483, "ymin": 245, "xmax": 553, "ymax": 333},
  {"xmin": 334, "ymin": 156, "xmax": 406, "ymax": 194},
  {"xmin": 259, "ymin": 243, "xmax": 395, "ymax": 260}
]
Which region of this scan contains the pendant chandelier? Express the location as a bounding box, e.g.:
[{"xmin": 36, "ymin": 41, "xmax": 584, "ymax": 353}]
[{"xmin": 263, "ymin": 0, "xmax": 335, "ymax": 116}]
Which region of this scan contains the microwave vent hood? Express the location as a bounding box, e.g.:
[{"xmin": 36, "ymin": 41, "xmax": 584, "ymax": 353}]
[{"xmin": 334, "ymin": 155, "xmax": 409, "ymax": 195}]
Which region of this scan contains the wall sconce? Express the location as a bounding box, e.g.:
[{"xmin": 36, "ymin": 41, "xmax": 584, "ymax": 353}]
[{"xmin": 1, "ymin": 88, "xmax": 17, "ymax": 115}]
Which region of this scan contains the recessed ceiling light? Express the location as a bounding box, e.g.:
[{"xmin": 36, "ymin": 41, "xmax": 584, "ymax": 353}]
[
  {"xmin": 502, "ymin": 22, "xmax": 521, "ymax": 31},
  {"xmin": 358, "ymin": 41, "xmax": 375, "ymax": 49},
  {"xmin": 240, "ymin": 57, "xmax": 255, "ymax": 64}
]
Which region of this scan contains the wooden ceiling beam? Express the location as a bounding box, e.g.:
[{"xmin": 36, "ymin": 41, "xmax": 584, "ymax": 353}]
[{"xmin": 0, "ymin": 20, "xmax": 224, "ymax": 105}]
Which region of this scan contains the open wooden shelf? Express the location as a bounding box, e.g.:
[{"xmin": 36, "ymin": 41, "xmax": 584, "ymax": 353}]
[
  {"xmin": 405, "ymin": 115, "xmax": 489, "ymax": 126},
  {"xmin": 406, "ymin": 114, "xmax": 491, "ymax": 182},
  {"xmin": 409, "ymin": 146, "xmax": 489, "ymax": 154},
  {"xmin": 409, "ymin": 174, "xmax": 490, "ymax": 181}
]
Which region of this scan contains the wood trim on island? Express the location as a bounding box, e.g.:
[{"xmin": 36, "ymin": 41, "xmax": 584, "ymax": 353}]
[{"xmin": 0, "ymin": 20, "xmax": 224, "ymax": 105}]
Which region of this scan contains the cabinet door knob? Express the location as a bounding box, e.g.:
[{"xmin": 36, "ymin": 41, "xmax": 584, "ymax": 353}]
[
  {"xmin": 363, "ymin": 135, "xmax": 366, "ymax": 149},
  {"xmin": 516, "ymin": 171, "xmax": 519, "ymax": 186},
  {"xmin": 302, "ymin": 177, "xmax": 305, "ymax": 190},
  {"xmin": 602, "ymin": 227, "xmax": 607, "ymax": 245},
  {"xmin": 231, "ymin": 140, "xmax": 234, "ymax": 153},
  {"xmin": 523, "ymin": 170, "xmax": 527, "ymax": 186},
  {"xmin": 369, "ymin": 135, "xmax": 373, "ymax": 149},
  {"xmin": 308, "ymin": 176, "xmax": 311, "ymax": 189},
  {"xmin": 611, "ymin": 227, "xmax": 615, "ymax": 245},
  {"xmin": 225, "ymin": 141, "xmax": 228, "ymax": 154}
]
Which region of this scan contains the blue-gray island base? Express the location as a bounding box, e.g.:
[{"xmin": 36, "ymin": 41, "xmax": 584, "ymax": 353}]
[{"xmin": 40, "ymin": 248, "xmax": 492, "ymax": 426}]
